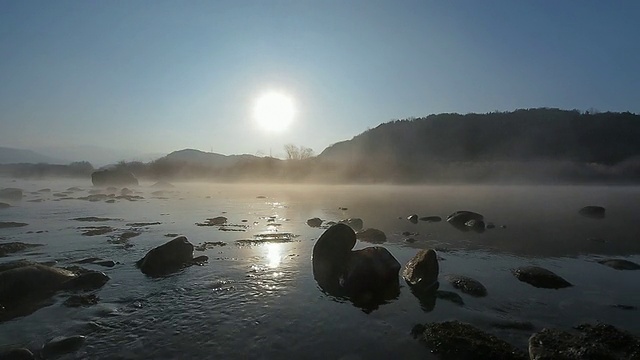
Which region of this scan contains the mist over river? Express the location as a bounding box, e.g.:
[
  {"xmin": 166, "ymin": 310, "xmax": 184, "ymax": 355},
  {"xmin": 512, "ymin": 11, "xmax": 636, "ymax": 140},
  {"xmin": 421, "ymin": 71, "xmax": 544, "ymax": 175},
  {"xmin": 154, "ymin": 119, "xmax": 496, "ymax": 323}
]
[{"xmin": 1, "ymin": 179, "xmax": 639, "ymax": 359}]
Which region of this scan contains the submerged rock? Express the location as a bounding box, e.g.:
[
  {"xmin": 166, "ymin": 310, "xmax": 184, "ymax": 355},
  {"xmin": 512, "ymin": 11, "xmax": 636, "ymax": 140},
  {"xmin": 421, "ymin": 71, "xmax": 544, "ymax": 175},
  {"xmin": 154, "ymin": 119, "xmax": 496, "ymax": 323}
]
[
  {"xmin": 435, "ymin": 290, "xmax": 464, "ymax": 306},
  {"xmin": 0, "ymin": 222, "xmax": 28, "ymax": 229},
  {"xmin": 0, "ymin": 242, "xmax": 43, "ymax": 257},
  {"xmin": 0, "ymin": 264, "xmax": 109, "ymax": 322},
  {"xmin": 512, "ymin": 266, "xmax": 572, "ymax": 289},
  {"xmin": 196, "ymin": 216, "xmax": 227, "ymax": 227},
  {"xmin": 356, "ymin": 228, "xmax": 387, "ymax": 244},
  {"xmin": 1, "ymin": 348, "xmax": 34, "ymax": 360},
  {"xmin": 444, "ymin": 274, "xmax": 488, "ymax": 297},
  {"xmin": 528, "ymin": 323, "xmax": 640, "ymax": 360},
  {"xmin": 0, "ymin": 202, "xmax": 10, "ymax": 209},
  {"xmin": 91, "ymin": 169, "xmax": 138, "ymax": 187},
  {"xmin": 306, "ymin": 217, "xmax": 323, "ymax": 228},
  {"xmin": 136, "ymin": 236, "xmax": 207, "ymax": 276},
  {"xmin": 41, "ymin": 335, "xmax": 86, "ymax": 358},
  {"xmin": 413, "ymin": 321, "xmax": 527, "ymax": 359},
  {"xmin": 0, "ymin": 188, "xmax": 23, "ymax": 201},
  {"xmin": 597, "ymin": 259, "xmax": 640, "ymax": 270},
  {"xmin": 403, "ymin": 249, "xmax": 439, "ymax": 289},
  {"xmin": 63, "ymin": 294, "xmax": 99, "ymax": 307},
  {"xmin": 578, "ymin": 205, "xmax": 605, "ymax": 219}
]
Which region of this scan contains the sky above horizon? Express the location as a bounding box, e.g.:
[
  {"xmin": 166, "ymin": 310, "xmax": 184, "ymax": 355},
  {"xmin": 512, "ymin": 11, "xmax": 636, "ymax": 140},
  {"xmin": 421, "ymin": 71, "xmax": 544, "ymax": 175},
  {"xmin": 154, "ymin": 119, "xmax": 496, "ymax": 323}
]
[{"xmin": 1, "ymin": 1, "xmax": 639, "ymax": 159}]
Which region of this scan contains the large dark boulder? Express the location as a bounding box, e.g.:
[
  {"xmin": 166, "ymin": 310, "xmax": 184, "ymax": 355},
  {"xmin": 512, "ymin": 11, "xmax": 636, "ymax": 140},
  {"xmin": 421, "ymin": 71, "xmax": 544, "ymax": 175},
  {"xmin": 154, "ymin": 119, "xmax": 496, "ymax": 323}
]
[
  {"xmin": 312, "ymin": 223, "xmax": 356, "ymax": 265},
  {"xmin": 136, "ymin": 236, "xmax": 206, "ymax": 276},
  {"xmin": 342, "ymin": 247, "xmax": 400, "ymax": 295},
  {"xmin": 512, "ymin": 266, "xmax": 572, "ymax": 289},
  {"xmin": 403, "ymin": 249, "xmax": 439, "ymax": 289},
  {"xmin": 312, "ymin": 224, "xmax": 400, "ymax": 312},
  {"xmin": 529, "ymin": 323, "xmax": 640, "ymax": 359},
  {"xmin": 91, "ymin": 169, "xmax": 138, "ymax": 187}
]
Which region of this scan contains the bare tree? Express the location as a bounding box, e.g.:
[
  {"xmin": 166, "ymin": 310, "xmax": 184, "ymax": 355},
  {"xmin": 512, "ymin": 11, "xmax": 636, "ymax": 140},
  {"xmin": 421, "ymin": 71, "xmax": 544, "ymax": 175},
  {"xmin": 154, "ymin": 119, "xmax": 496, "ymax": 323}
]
[{"xmin": 284, "ymin": 144, "xmax": 314, "ymax": 160}]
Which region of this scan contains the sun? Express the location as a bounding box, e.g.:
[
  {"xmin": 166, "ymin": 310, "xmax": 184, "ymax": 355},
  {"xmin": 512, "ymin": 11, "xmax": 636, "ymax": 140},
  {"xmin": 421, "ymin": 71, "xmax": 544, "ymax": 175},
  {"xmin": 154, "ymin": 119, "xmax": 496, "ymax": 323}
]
[{"xmin": 253, "ymin": 91, "xmax": 296, "ymax": 132}]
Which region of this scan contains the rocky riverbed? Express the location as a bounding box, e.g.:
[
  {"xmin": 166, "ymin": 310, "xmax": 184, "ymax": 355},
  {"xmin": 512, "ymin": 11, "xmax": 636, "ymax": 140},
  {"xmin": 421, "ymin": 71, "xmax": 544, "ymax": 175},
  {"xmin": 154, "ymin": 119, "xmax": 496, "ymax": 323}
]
[{"xmin": 1, "ymin": 180, "xmax": 639, "ymax": 359}]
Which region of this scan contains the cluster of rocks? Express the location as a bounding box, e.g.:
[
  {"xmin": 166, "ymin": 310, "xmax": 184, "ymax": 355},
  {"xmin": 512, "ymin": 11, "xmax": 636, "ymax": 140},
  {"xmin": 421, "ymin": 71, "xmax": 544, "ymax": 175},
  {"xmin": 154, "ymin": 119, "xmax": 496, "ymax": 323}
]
[{"xmin": 411, "ymin": 321, "xmax": 640, "ymax": 360}]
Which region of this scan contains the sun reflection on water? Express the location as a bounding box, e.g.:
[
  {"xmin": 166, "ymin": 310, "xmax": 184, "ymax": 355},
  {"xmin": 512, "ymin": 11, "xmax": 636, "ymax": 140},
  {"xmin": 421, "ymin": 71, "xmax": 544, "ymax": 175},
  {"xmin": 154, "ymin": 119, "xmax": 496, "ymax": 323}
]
[{"xmin": 266, "ymin": 243, "xmax": 282, "ymax": 268}]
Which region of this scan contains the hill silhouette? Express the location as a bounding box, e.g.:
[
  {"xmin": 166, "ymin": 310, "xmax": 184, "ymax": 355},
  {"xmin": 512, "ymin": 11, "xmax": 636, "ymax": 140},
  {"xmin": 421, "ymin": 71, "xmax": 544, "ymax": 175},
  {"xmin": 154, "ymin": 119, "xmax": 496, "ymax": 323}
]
[
  {"xmin": 320, "ymin": 108, "xmax": 640, "ymax": 165},
  {"xmin": 3, "ymin": 108, "xmax": 640, "ymax": 183}
]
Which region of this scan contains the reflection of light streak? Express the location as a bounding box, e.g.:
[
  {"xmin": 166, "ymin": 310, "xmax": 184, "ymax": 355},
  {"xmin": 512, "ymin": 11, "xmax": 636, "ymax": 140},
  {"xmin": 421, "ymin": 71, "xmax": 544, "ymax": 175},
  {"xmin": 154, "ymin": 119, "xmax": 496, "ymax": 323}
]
[{"xmin": 266, "ymin": 243, "xmax": 282, "ymax": 268}]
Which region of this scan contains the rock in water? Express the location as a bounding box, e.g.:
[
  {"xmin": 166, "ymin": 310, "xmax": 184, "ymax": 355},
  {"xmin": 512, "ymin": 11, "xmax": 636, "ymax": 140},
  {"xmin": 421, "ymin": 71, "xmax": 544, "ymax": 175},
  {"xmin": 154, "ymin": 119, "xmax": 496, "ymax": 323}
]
[
  {"xmin": 312, "ymin": 224, "xmax": 400, "ymax": 311},
  {"xmin": 136, "ymin": 236, "xmax": 204, "ymax": 276},
  {"xmin": 356, "ymin": 228, "xmax": 387, "ymax": 244},
  {"xmin": 444, "ymin": 274, "xmax": 488, "ymax": 297},
  {"xmin": 578, "ymin": 205, "xmax": 605, "ymax": 219},
  {"xmin": 312, "ymin": 223, "xmax": 356, "ymax": 264},
  {"xmin": 407, "ymin": 214, "xmax": 418, "ymax": 224},
  {"xmin": 0, "ymin": 188, "xmax": 23, "ymax": 201},
  {"xmin": 419, "ymin": 216, "xmax": 442, "ymax": 222},
  {"xmin": 597, "ymin": 259, "xmax": 640, "ymax": 270},
  {"xmin": 512, "ymin": 266, "xmax": 572, "ymax": 289},
  {"xmin": 41, "ymin": 335, "xmax": 86, "ymax": 358},
  {"xmin": 306, "ymin": 217, "xmax": 323, "ymax": 228},
  {"xmin": 0, "ymin": 202, "xmax": 10, "ymax": 209},
  {"xmin": 1, "ymin": 348, "xmax": 34, "ymax": 360},
  {"xmin": 403, "ymin": 249, "xmax": 439, "ymax": 289},
  {"xmin": 447, "ymin": 211, "xmax": 485, "ymax": 232},
  {"xmin": 413, "ymin": 321, "xmax": 527, "ymax": 359},
  {"xmin": 529, "ymin": 323, "xmax": 640, "ymax": 360},
  {"xmin": 342, "ymin": 247, "xmax": 400, "ymax": 295},
  {"xmin": 91, "ymin": 169, "xmax": 138, "ymax": 187}
]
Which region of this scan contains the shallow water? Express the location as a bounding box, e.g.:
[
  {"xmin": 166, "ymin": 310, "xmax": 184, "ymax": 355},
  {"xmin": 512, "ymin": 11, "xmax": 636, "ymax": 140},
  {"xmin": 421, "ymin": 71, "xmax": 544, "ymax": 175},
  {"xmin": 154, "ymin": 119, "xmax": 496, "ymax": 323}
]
[{"xmin": 1, "ymin": 180, "xmax": 639, "ymax": 359}]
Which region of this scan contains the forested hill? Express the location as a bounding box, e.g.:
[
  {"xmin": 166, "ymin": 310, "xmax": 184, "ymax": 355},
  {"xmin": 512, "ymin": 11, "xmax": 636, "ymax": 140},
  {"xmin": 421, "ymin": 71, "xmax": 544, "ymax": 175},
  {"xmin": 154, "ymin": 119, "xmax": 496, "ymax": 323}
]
[{"xmin": 319, "ymin": 109, "xmax": 640, "ymax": 165}]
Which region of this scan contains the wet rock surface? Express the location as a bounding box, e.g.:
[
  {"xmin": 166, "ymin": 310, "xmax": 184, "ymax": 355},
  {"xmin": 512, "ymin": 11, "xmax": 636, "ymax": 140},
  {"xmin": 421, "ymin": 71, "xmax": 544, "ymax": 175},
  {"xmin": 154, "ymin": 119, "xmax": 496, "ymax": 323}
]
[
  {"xmin": 407, "ymin": 214, "xmax": 418, "ymax": 224},
  {"xmin": 512, "ymin": 266, "xmax": 572, "ymax": 289},
  {"xmin": 528, "ymin": 323, "xmax": 640, "ymax": 360},
  {"xmin": 597, "ymin": 259, "xmax": 640, "ymax": 270},
  {"xmin": 447, "ymin": 210, "xmax": 485, "ymax": 232},
  {"xmin": 306, "ymin": 217, "xmax": 323, "ymax": 227},
  {"xmin": 196, "ymin": 216, "xmax": 228, "ymax": 226},
  {"xmin": 444, "ymin": 274, "xmax": 488, "ymax": 297},
  {"xmin": 0, "ymin": 222, "xmax": 28, "ymax": 229},
  {"xmin": 41, "ymin": 335, "xmax": 86, "ymax": 358},
  {"xmin": 0, "ymin": 263, "xmax": 109, "ymax": 322},
  {"xmin": 412, "ymin": 321, "xmax": 527, "ymax": 360},
  {"xmin": 0, "ymin": 242, "xmax": 44, "ymax": 257},
  {"xmin": 312, "ymin": 224, "xmax": 400, "ymax": 312},
  {"xmin": 403, "ymin": 249, "xmax": 439, "ymax": 289},
  {"xmin": 136, "ymin": 236, "xmax": 207, "ymax": 276}
]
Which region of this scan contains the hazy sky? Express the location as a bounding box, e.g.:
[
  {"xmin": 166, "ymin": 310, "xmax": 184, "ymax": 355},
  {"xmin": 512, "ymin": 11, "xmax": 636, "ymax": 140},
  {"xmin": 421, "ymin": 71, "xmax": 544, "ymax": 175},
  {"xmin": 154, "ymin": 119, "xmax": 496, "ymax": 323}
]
[{"xmin": 1, "ymin": 1, "xmax": 638, "ymax": 159}]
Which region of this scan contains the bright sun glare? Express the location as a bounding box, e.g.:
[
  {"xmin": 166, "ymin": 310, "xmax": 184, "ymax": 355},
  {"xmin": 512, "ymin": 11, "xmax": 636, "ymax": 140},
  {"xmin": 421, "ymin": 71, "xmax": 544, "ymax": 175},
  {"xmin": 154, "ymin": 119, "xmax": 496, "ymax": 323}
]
[{"xmin": 253, "ymin": 91, "xmax": 296, "ymax": 132}]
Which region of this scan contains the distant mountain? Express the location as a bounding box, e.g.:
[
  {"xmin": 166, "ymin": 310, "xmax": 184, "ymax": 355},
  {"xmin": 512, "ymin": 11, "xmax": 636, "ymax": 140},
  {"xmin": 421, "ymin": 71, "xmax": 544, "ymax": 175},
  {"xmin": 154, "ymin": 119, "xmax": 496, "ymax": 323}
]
[
  {"xmin": 0, "ymin": 147, "xmax": 65, "ymax": 164},
  {"xmin": 160, "ymin": 149, "xmax": 258, "ymax": 167},
  {"xmin": 33, "ymin": 145, "xmax": 161, "ymax": 167},
  {"xmin": 319, "ymin": 108, "xmax": 640, "ymax": 165}
]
